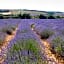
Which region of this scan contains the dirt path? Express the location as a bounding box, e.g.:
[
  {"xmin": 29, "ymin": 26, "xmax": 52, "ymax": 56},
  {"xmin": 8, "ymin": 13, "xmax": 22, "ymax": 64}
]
[
  {"xmin": 0, "ymin": 27, "xmax": 18, "ymax": 64},
  {"xmin": 31, "ymin": 27, "xmax": 64, "ymax": 64}
]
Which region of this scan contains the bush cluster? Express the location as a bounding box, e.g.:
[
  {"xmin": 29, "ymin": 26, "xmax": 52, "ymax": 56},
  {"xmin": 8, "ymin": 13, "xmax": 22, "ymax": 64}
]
[
  {"xmin": 40, "ymin": 29, "xmax": 54, "ymax": 39},
  {"xmin": 2, "ymin": 26, "xmax": 16, "ymax": 35},
  {"xmin": 0, "ymin": 13, "xmax": 63, "ymax": 19},
  {"xmin": 6, "ymin": 39, "xmax": 47, "ymax": 64},
  {"xmin": 52, "ymin": 37, "xmax": 64, "ymax": 57}
]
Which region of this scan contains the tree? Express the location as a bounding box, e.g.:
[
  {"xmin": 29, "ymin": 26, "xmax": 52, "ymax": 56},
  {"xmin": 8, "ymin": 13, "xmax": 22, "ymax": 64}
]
[
  {"xmin": 0, "ymin": 14, "xmax": 3, "ymax": 19},
  {"xmin": 39, "ymin": 14, "xmax": 47, "ymax": 19},
  {"xmin": 22, "ymin": 14, "xmax": 31, "ymax": 19},
  {"xmin": 18, "ymin": 14, "xmax": 22, "ymax": 18},
  {"xmin": 48, "ymin": 15, "xmax": 55, "ymax": 19},
  {"xmin": 56, "ymin": 16, "xmax": 61, "ymax": 18}
]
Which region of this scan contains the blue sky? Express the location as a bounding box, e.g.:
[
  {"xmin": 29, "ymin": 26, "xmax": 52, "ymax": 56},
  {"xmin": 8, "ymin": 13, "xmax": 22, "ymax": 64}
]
[{"xmin": 0, "ymin": 0, "xmax": 64, "ymax": 12}]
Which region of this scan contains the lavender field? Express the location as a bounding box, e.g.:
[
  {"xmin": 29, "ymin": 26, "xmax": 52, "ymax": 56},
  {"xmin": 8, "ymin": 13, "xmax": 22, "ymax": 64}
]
[{"xmin": 0, "ymin": 19, "xmax": 64, "ymax": 64}]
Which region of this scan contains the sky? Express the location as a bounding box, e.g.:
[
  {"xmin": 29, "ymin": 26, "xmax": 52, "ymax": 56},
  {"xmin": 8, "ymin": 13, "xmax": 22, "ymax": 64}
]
[{"xmin": 0, "ymin": 0, "xmax": 64, "ymax": 12}]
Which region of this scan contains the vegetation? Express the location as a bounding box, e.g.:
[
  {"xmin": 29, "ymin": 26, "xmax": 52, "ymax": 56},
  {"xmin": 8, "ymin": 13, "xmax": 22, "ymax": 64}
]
[
  {"xmin": 12, "ymin": 13, "xmax": 31, "ymax": 19},
  {"xmin": 10, "ymin": 14, "xmax": 19, "ymax": 18},
  {"xmin": 20, "ymin": 29, "xmax": 29, "ymax": 33},
  {"xmin": 0, "ymin": 14, "xmax": 3, "ymax": 19},
  {"xmin": 0, "ymin": 13, "xmax": 64, "ymax": 19},
  {"xmin": 61, "ymin": 30, "xmax": 64, "ymax": 35},
  {"xmin": 48, "ymin": 15, "xmax": 55, "ymax": 19},
  {"xmin": 9, "ymin": 39, "xmax": 40, "ymax": 57},
  {"xmin": 0, "ymin": 38, "xmax": 3, "ymax": 46},
  {"xmin": 6, "ymin": 39, "xmax": 47, "ymax": 64},
  {"xmin": 31, "ymin": 24, "xmax": 35, "ymax": 29},
  {"xmin": 0, "ymin": 34, "xmax": 5, "ymax": 47},
  {"xmin": 56, "ymin": 16, "xmax": 61, "ymax": 18},
  {"xmin": 21, "ymin": 14, "xmax": 31, "ymax": 19},
  {"xmin": 39, "ymin": 14, "xmax": 47, "ymax": 19},
  {"xmin": 2, "ymin": 26, "xmax": 16, "ymax": 35},
  {"xmin": 18, "ymin": 14, "xmax": 22, "ymax": 18},
  {"xmin": 52, "ymin": 37, "xmax": 64, "ymax": 57},
  {"xmin": 40, "ymin": 29, "xmax": 54, "ymax": 39}
]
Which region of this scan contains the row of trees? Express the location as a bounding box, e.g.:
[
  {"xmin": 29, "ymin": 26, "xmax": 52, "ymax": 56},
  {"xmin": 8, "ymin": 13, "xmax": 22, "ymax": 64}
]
[
  {"xmin": 0, "ymin": 14, "xmax": 63, "ymax": 19},
  {"xmin": 39, "ymin": 14, "xmax": 64, "ymax": 19},
  {"xmin": 0, "ymin": 14, "xmax": 31, "ymax": 19}
]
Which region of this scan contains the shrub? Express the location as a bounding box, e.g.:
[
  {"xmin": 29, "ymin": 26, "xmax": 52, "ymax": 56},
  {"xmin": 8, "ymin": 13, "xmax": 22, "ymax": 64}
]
[
  {"xmin": 31, "ymin": 24, "xmax": 35, "ymax": 29},
  {"xmin": 5, "ymin": 30, "xmax": 13, "ymax": 35},
  {"xmin": 0, "ymin": 14, "xmax": 3, "ymax": 19},
  {"xmin": 25, "ymin": 39, "xmax": 39, "ymax": 55},
  {"xmin": 2, "ymin": 26, "xmax": 16, "ymax": 35},
  {"xmin": 22, "ymin": 14, "xmax": 31, "ymax": 19},
  {"xmin": 10, "ymin": 14, "xmax": 20, "ymax": 19},
  {"xmin": 52, "ymin": 37, "xmax": 64, "ymax": 57},
  {"xmin": 56, "ymin": 16, "xmax": 61, "ymax": 18},
  {"xmin": 12, "ymin": 16, "xmax": 19, "ymax": 18},
  {"xmin": 18, "ymin": 14, "xmax": 22, "ymax": 18},
  {"xmin": 40, "ymin": 29, "xmax": 54, "ymax": 39},
  {"xmin": 39, "ymin": 14, "xmax": 47, "ymax": 19},
  {"xmin": 11, "ymin": 26, "xmax": 16, "ymax": 31},
  {"xmin": 6, "ymin": 39, "xmax": 47, "ymax": 64},
  {"xmin": 48, "ymin": 15, "xmax": 55, "ymax": 19},
  {"xmin": 11, "ymin": 39, "xmax": 40, "ymax": 55}
]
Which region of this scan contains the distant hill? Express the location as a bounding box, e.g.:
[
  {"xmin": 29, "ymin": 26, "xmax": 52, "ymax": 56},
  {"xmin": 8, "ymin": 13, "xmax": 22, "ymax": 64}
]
[
  {"xmin": 0, "ymin": 9, "xmax": 64, "ymax": 16},
  {"xmin": 11, "ymin": 9, "xmax": 64, "ymax": 17},
  {"xmin": 0, "ymin": 9, "xmax": 64, "ymax": 19}
]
